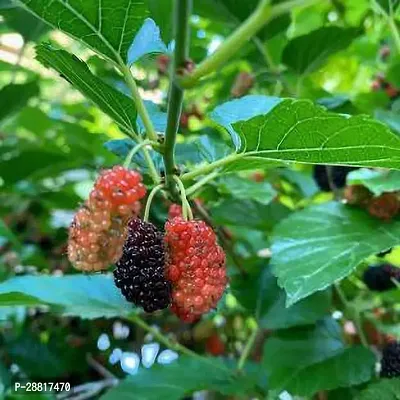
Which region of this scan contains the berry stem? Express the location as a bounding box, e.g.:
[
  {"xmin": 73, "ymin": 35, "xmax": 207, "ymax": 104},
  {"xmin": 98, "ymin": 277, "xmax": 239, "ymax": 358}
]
[
  {"xmin": 237, "ymin": 327, "xmax": 259, "ymax": 371},
  {"xmin": 123, "ymin": 139, "xmax": 151, "ymax": 168},
  {"xmin": 180, "ymin": 0, "xmax": 321, "ymax": 88},
  {"xmin": 128, "ymin": 314, "xmax": 205, "ymax": 361},
  {"xmin": 335, "ymin": 283, "xmax": 369, "ymax": 347},
  {"xmin": 144, "ymin": 184, "xmax": 164, "ymax": 222},
  {"xmin": 163, "ymin": 0, "xmax": 192, "ymax": 194},
  {"xmin": 181, "ymin": 153, "xmax": 245, "ymax": 182},
  {"xmin": 173, "ymin": 176, "xmax": 193, "ymax": 220},
  {"xmin": 186, "ymin": 171, "xmax": 219, "ymax": 197},
  {"xmin": 129, "ymin": 132, "xmax": 160, "ymax": 184},
  {"xmin": 120, "ymin": 64, "xmax": 158, "ymax": 142}
]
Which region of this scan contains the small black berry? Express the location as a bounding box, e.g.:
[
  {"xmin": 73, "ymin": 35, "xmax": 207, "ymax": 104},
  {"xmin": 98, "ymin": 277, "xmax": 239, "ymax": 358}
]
[
  {"xmin": 313, "ymin": 165, "xmax": 355, "ymax": 192},
  {"xmin": 381, "ymin": 342, "xmax": 400, "ymax": 378},
  {"xmin": 114, "ymin": 219, "xmax": 171, "ymax": 312},
  {"xmin": 363, "ymin": 264, "xmax": 400, "ymax": 292}
]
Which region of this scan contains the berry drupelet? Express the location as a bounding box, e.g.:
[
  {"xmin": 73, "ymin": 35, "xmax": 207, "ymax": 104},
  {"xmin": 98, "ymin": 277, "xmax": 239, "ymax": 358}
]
[
  {"xmin": 367, "ymin": 193, "xmax": 400, "ymax": 222},
  {"xmin": 114, "ymin": 219, "xmax": 171, "ymax": 313},
  {"xmin": 68, "ymin": 166, "xmax": 146, "ymax": 272},
  {"xmin": 165, "ymin": 217, "xmax": 228, "ymax": 323},
  {"xmin": 381, "ymin": 342, "xmax": 400, "ymax": 378},
  {"xmin": 363, "ymin": 264, "xmax": 400, "ymax": 292}
]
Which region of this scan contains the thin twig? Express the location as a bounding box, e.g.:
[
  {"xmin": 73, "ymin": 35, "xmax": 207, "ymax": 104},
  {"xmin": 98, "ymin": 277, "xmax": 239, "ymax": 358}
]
[
  {"xmin": 335, "ymin": 283, "xmax": 368, "ymax": 347},
  {"xmin": 86, "ymin": 353, "xmax": 117, "ymax": 380},
  {"xmin": 237, "ymin": 328, "xmax": 259, "ymax": 370}
]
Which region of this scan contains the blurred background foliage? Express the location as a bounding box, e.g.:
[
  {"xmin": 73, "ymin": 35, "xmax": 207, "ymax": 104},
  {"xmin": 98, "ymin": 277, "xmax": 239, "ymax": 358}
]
[{"xmin": 0, "ymin": 0, "xmax": 400, "ymax": 399}]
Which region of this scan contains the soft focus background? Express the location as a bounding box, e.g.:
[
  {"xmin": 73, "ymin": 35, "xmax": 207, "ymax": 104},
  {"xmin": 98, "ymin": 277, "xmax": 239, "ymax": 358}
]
[{"xmin": 1, "ymin": 1, "xmax": 400, "ymax": 399}]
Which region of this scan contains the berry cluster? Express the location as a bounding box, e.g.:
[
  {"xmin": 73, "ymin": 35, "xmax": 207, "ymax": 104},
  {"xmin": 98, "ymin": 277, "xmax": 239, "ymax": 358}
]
[
  {"xmin": 165, "ymin": 218, "xmax": 228, "ymax": 323},
  {"xmin": 344, "ymin": 186, "xmax": 400, "ymax": 222},
  {"xmin": 68, "ymin": 169, "xmax": 227, "ymax": 320},
  {"xmin": 363, "ymin": 264, "xmax": 400, "ymax": 292},
  {"xmin": 114, "ymin": 219, "xmax": 171, "ymax": 312},
  {"xmin": 381, "ymin": 341, "xmax": 400, "ymax": 378},
  {"xmin": 68, "ymin": 166, "xmax": 146, "ymax": 271}
]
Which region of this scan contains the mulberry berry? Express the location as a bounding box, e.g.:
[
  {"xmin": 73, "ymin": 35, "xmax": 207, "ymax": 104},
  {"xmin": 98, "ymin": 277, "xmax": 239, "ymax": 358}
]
[
  {"xmin": 231, "ymin": 72, "xmax": 254, "ymax": 98},
  {"xmin": 368, "ymin": 193, "xmax": 399, "ymax": 221},
  {"xmin": 381, "ymin": 342, "xmax": 400, "ymax": 378},
  {"xmin": 343, "ymin": 185, "xmax": 372, "ymax": 206},
  {"xmin": 68, "ymin": 166, "xmax": 146, "ymax": 271},
  {"xmin": 114, "ymin": 219, "xmax": 171, "ymax": 312},
  {"xmin": 205, "ymin": 333, "xmax": 226, "ymax": 356},
  {"xmin": 165, "ymin": 218, "xmax": 227, "ymax": 323},
  {"xmin": 363, "ymin": 264, "xmax": 400, "ymax": 292},
  {"xmin": 313, "ymin": 165, "xmax": 355, "ymax": 192}
]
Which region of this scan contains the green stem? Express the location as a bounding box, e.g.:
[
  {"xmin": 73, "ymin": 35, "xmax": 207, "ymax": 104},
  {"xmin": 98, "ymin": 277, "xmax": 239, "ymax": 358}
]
[
  {"xmin": 180, "ymin": 0, "xmax": 320, "ymax": 88},
  {"xmin": 163, "ymin": 0, "xmax": 192, "ymax": 193},
  {"xmin": 237, "ymin": 328, "xmax": 259, "ymax": 371},
  {"xmin": 127, "ymin": 132, "xmax": 160, "ymax": 184},
  {"xmin": 142, "ymin": 147, "xmax": 161, "ymax": 184},
  {"xmin": 388, "ymin": 17, "xmax": 400, "ymax": 55},
  {"xmin": 128, "ymin": 314, "xmax": 203, "ymax": 361},
  {"xmin": 173, "ymin": 175, "xmax": 193, "ymax": 220},
  {"xmin": 253, "ymin": 37, "xmax": 277, "ymax": 73},
  {"xmin": 120, "ymin": 65, "xmax": 158, "ymax": 142},
  {"xmin": 186, "ymin": 171, "xmax": 219, "ymax": 197},
  {"xmin": 269, "ymin": 0, "xmax": 321, "ymax": 16},
  {"xmin": 180, "ymin": 0, "xmax": 271, "ymax": 88},
  {"xmin": 335, "ymin": 284, "xmax": 368, "ymax": 347},
  {"xmin": 123, "ymin": 139, "xmax": 151, "ymax": 168},
  {"xmin": 181, "ymin": 153, "xmax": 244, "ymax": 181},
  {"xmin": 144, "ymin": 184, "xmax": 164, "ymax": 222}
]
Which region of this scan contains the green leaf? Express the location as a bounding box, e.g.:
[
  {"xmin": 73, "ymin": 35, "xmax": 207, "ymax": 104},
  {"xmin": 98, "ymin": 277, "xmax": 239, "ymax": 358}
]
[
  {"xmin": 375, "ymin": 109, "xmax": 400, "ymax": 134},
  {"xmin": 375, "ymin": 0, "xmax": 400, "ymax": 14},
  {"xmin": 127, "ymin": 18, "xmax": 167, "ymax": 65},
  {"xmin": 102, "ymin": 357, "xmax": 257, "ymax": 399},
  {"xmin": 6, "ymin": 334, "xmax": 67, "ymax": 378},
  {"xmin": 210, "ymin": 95, "xmax": 282, "ymax": 150},
  {"xmin": 21, "ymin": 0, "xmax": 149, "ymax": 63},
  {"xmin": 387, "ymin": 62, "xmax": 400, "ymax": 87},
  {"xmin": 2, "ymin": 6, "xmax": 49, "ymax": 41},
  {"xmin": 35, "ymin": 44, "xmax": 137, "ymax": 133},
  {"xmin": 232, "ymin": 266, "xmax": 332, "ymax": 329},
  {"xmin": 347, "ymin": 168, "xmax": 400, "ymax": 196},
  {"xmin": 283, "ymin": 27, "xmax": 360, "ymax": 74},
  {"xmin": 263, "ymin": 318, "xmax": 375, "ymax": 395},
  {"xmin": 0, "ymin": 81, "xmax": 39, "ymax": 123},
  {"xmin": 0, "ymin": 275, "xmax": 133, "ymax": 319},
  {"xmin": 138, "ymin": 101, "xmax": 167, "ymax": 133},
  {"xmin": 147, "ymin": 0, "xmax": 173, "ymax": 42},
  {"xmin": 232, "ymin": 98, "xmax": 400, "ymax": 170},
  {"xmin": 217, "ymin": 175, "xmax": 277, "ymax": 205},
  {"xmin": 271, "ymin": 202, "xmax": 400, "ymax": 306},
  {"xmin": 212, "ymin": 200, "xmax": 291, "ymax": 231},
  {"xmin": 0, "ymin": 148, "xmax": 70, "ymax": 185},
  {"xmin": 356, "ymin": 378, "xmax": 400, "ymax": 400},
  {"xmin": 194, "ymin": 0, "xmax": 290, "ymax": 40}
]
